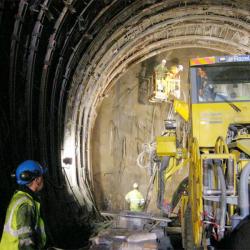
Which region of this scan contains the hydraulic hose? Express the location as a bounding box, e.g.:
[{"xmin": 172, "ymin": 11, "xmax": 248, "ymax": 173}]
[
  {"xmin": 239, "ymin": 162, "xmax": 250, "ymax": 218},
  {"xmin": 203, "ymin": 159, "xmax": 209, "ymax": 189},
  {"xmin": 216, "ymin": 161, "xmax": 226, "ymax": 240},
  {"xmin": 157, "ymin": 156, "xmax": 170, "ymax": 211},
  {"xmin": 227, "ymin": 157, "xmax": 234, "ymax": 191}
]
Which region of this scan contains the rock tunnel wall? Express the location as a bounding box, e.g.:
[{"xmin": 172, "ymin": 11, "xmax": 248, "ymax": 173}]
[{"xmin": 0, "ymin": 0, "xmax": 250, "ymax": 248}]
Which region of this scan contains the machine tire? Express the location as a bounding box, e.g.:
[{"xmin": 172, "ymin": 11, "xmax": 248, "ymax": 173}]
[{"xmin": 183, "ymin": 206, "xmax": 195, "ymax": 250}]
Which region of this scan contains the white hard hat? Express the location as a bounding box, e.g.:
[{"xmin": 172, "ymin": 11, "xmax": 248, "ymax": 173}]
[
  {"xmin": 133, "ymin": 182, "xmax": 139, "ymax": 189},
  {"xmin": 162, "ymin": 59, "xmax": 167, "ymax": 64},
  {"xmin": 177, "ymin": 64, "xmax": 184, "ymax": 71}
]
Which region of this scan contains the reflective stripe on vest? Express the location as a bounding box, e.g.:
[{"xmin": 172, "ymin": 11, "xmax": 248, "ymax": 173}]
[
  {"xmin": 19, "ymin": 238, "xmax": 33, "ymax": 246},
  {"xmin": 3, "ymin": 197, "xmax": 33, "ymax": 237}
]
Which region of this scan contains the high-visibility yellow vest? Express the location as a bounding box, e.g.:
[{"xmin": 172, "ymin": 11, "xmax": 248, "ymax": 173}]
[
  {"xmin": 0, "ymin": 190, "xmax": 46, "ymax": 250},
  {"xmin": 125, "ymin": 189, "xmax": 145, "ymax": 212}
]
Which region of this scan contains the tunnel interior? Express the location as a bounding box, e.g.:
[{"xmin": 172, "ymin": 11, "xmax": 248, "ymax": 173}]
[
  {"xmin": 0, "ymin": 0, "xmax": 250, "ymax": 248},
  {"xmin": 92, "ymin": 48, "xmax": 226, "ymax": 214}
]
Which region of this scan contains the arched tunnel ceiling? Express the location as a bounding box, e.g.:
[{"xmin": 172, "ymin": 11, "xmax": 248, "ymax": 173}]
[{"xmin": 1, "ymin": 0, "xmax": 250, "ymax": 247}]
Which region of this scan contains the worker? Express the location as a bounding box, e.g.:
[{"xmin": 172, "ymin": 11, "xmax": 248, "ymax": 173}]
[
  {"xmin": 154, "ymin": 59, "xmax": 168, "ymax": 80},
  {"xmin": 0, "ymin": 160, "xmax": 47, "ymax": 250},
  {"xmin": 197, "ymin": 67, "xmax": 216, "ymax": 101},
  {"xmin": 125, "ymin": 183, "xmax": 145, "ymax": 212},
  {"xmin": 168, "ymin": 64, "xmax": 183, "ymax": 77},
  {"xmin": 154, "ymin": 59, "xmax": 168, "ymax": 94},
  {"xmin": 197, "ymin": 67, "xmax": 209, "ymax": 101}
]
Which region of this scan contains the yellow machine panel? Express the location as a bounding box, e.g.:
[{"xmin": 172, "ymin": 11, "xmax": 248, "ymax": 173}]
[
  {"xmin": 192, "ymin": 102, "xmax": 250, "ymax": 147},
  {"xmin": 156, "ymin": 136, "xmax": 176, "ymax": 156},
  {"xmin": 230, "ymin": 139, "xmax": 250, "ymax": 156},
  {"xmin": 173, "ymin": 99, "xmax": 189, "ymax": 121}
]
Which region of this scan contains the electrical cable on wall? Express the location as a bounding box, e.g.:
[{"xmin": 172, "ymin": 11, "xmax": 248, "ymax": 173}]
[{"xmin": 136, "ymin": 142, "xmax": 156, "ymax": 170}]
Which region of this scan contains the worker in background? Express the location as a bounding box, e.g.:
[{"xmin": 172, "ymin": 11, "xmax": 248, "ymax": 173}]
[
  {"xmin": 197, "ymin": 67, "xmax": 208, "ymax": 101},
  {"xmin": 168, "ymin": 64, "xmax": 184, "ymax": 78},
  {"xmin": 154, "ymin": 59, "xmax": 168, "ymax": 80},
  {"xmin": 197, "ymin": 67, "xmax": 215, "ymax": 101},
  {"xmin": 154, "ymin": 59, "xmax": 168, "ymax": 93},
  {"xmin": 0, "ymin": 160, "xmax": 47, "ymax": 250},
  {"xmin": 125, "ymin": 183, "xmax": 145, "ymax": 212}
]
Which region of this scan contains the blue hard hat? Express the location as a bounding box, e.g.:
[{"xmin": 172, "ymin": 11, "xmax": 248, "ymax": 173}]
[{"xmin": 16, "ymin": 160, "xmax": 47, "ymax": 185}]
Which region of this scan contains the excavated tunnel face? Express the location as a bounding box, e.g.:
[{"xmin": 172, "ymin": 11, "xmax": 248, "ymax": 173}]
[
  {"xmin": 91, "ymin": 48, "xmax": 226, "ymax": 213},
  {"xmin": 1, "ymin": 0, "xmax": 250, "ymax": 248}
]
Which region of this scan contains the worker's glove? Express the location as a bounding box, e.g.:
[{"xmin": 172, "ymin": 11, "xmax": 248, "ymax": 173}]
[
  {"xmin": 139, "ymin": 199, "xmax": 145, "ymax": 206},
  {"xmin": 208, "ymin": 84, "xmax": 214, "ymax": 89}
]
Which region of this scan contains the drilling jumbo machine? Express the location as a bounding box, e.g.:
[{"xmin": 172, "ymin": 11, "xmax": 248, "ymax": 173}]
[{"xmin": 151, "ymin": 55, "xmax": 250, "ymax": 249}]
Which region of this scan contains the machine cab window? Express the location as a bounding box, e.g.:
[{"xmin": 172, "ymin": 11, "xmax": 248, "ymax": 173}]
[{"xmin": 191, "ymin": 63, "xmax": 250, "ymax": 103}]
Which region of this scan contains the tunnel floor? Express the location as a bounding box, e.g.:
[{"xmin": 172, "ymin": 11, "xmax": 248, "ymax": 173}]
[{"xmin": 88, "ymin": 211, "xmax": 183, "ymax": 250}]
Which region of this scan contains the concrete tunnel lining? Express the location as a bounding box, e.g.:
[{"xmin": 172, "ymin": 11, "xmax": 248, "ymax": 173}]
[
  {"xmin": 61, "ymin": 2, "xmax": 250, "ymax": 212},
  {"xmin": 2, "ymin": 0, "xmax": 250, "ymax": 248}
]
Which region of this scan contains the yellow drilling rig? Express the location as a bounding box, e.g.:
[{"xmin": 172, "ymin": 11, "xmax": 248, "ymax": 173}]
[{"xmin": 151, "ymin": 55, "xmax": 250, "ymax": 249}]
